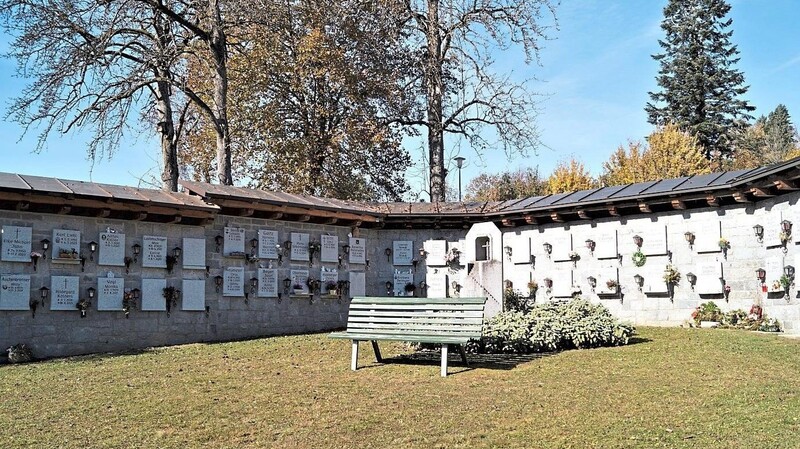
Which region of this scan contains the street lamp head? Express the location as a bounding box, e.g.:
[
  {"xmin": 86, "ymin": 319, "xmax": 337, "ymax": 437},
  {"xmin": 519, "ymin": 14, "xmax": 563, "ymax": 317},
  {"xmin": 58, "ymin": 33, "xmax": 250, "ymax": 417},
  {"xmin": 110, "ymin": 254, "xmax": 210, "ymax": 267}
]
[{"xmin": 454, "ymin": 156, "xmax": 466, "ymax": 169}]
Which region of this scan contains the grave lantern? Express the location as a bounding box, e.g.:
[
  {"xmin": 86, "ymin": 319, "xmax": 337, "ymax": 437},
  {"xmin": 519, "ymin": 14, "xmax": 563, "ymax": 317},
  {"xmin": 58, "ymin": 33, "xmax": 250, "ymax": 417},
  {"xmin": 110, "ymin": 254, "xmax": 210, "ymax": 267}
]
[
  {"xmin": 132, "ymin": 243, "xmax": 142, "ymax": 262},
  {"xmin": 384, "ymin": 247, "xmax": 392, "ymax": 261},
  {"xmin": 250, "ymin": 238, "xmax": 259, "ymax": 252},
  {"xmin": 753, "ymin": 224, "xmax": 764, "ymax": 242},
  {"xmin": 283, "ymin": 278, "xmax": 292, "ymax": 291},
  {"xmin": 542, "ymin": 242, "xmax": 552, "ymax": 255},
  {"xmin": 385, "ymin": 281, "xmax": 393, "ymax": 295},
  {"xmin": 686, "ymin": 272, "xmax": 697, "ymax": 289},
  {"xmin": 684, "ymin": 232, "xmax": 695, "ymax": 247},
  {"xmin": 633, "ymin": 274, "xmax": 644, "ymax": 291},
  {"xmin": 784, "ymin": 265, "xmax": 795, "ymax": 279},
  {"xmin": 585, "ymin": 239, "xmax": 596, "ymax": 253},
  {"xmin": 214, "ymin": 235, "xmax": 224, "ymax": 252},
  {"xmin": 88, "ymin": 241, "xmax": 98, "ymax": 260},
  {"xmin": 543, "ymin": 278, "xmax": 553, "ymax": 289},
  {"xmin": 633, "ymin": 235, "xmax": 643, "ymax": 248},
  {"xmin": 173, "ymin": 246, "xmax": 182, "ymax": 258},
  {"xmin": 782, "ymin": 220, "xmax": 793, "ymax": 233},
  {"xmin": 418, "ymin": 247, "xmax": 426, "ymax": 258},
  {"xmin": 756, "ymin": 268, "xmax": 766, "ymax": 283},
  {"xmin": 504, "ymin": 246, "xmax": 513, "ymax": 258},
  {"xmin": 131, "ymin": 288, "xmax": 141, "ymax": 300},
  {"xmin": 214, "ymin": 275, "xmax": 224, "ymax": 293},
  {"xmin": 587, "ymin": 276, "xmax": 597, "ymax": 289},
  {"xmin": 250, "ymin": 277, "xmax": 259, "ymax": 293},
  {"xmin": 87, "ymin": 287, "xmax": 96, "ymax": 299},
  {"xmin": 342, "ymin": 244, "xmax": 351, "ymax": 254},
  {"xmin": 39, "ymin": 286, "xmax": 49, "ymax": 300}
]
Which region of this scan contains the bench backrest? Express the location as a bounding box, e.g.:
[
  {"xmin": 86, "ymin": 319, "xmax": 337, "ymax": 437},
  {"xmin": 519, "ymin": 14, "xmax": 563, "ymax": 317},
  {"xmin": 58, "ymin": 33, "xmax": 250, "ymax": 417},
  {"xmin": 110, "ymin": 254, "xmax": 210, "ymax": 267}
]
[{"xmin": 345, "ymin": 296, "xmax": 487, "ymax": 339}]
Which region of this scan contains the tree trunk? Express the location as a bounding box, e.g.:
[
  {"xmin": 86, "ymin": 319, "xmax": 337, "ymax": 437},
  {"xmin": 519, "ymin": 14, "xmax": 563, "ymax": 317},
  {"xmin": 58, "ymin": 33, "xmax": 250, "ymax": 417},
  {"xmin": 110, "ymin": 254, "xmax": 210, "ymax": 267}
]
[
  {"xmin": 156, "ymin": 79, "xmax": 178, "ymax": 191},
  {"xmin": 425, "ymin": 0, "xmax": 445, "ymax": 202},
  {"xmin": 209, "ymin": 0, "xmax": 232, "ymax": 185}
]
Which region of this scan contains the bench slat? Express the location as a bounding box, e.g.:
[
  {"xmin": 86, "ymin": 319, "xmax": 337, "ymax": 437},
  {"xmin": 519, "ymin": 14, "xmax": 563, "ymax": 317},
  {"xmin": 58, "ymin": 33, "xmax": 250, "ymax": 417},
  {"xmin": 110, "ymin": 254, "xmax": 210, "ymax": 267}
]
[
  {"xmin": 349, "ymin": 304, "xmax": 485, "ymax": 311},
  {"xmin": 347, "ymin": 322, "xmax": 482, "ymax": 333},
  {"xmin": 350, "ymin": 296, "xmax": 486, "ymax": 305},
  {"xmin": 330, "ymin": 332, "xmax": 474, "ymax": 344},
  {"xmin": 348, "ymin": 316, "xmax": 484, "ymax": 325},
  {"xmin": 348, "ymin": 310, "xmax": 484, "ymax": 318}
]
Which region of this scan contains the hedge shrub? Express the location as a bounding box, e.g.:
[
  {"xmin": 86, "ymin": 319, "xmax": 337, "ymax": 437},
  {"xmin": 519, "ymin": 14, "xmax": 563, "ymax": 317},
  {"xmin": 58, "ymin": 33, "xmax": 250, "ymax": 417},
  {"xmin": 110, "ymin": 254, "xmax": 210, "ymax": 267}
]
[{"xmin": 467, "ymin": 299, "xmax": 634, "ymax": 354}]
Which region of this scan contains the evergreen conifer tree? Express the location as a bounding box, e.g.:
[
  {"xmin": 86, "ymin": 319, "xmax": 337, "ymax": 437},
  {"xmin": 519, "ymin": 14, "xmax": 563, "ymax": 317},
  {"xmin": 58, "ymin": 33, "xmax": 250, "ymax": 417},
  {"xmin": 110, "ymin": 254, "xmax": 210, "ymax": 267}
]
[
  {"xmin": 763, "ymin": 104, "xmax": 797, "ymax": 158},
  {"xmin": 646, "ymin": 0, "xmax": 754, "ymax": 161}
]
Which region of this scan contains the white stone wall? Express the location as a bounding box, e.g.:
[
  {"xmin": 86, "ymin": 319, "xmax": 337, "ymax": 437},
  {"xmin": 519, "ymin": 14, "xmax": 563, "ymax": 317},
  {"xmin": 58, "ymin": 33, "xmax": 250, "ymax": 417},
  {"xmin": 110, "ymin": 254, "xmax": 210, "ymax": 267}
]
[{"xmin": 499, "ymin": 194, "xmax": 800, "ymax": 333}]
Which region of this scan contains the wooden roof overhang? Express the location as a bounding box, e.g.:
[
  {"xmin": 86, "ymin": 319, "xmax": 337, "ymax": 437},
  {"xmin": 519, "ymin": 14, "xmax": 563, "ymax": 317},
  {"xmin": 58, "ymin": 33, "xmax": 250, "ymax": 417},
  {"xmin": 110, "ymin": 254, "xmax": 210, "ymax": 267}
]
[
  {"xmin": 179, "ymin": 180, "xmax": 385, "ymax": 228},
  {"xmin": 0, "ymin": 173, "xmax": 218, "ymax": 225}
]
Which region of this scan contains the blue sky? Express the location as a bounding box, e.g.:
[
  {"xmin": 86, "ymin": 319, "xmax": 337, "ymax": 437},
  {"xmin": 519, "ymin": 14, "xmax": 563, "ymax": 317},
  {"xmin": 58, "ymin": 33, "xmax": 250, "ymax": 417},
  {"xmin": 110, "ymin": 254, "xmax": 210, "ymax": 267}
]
[{"xmin": 1, "ymin": 0, "xmax": 799, "ymax": 196}]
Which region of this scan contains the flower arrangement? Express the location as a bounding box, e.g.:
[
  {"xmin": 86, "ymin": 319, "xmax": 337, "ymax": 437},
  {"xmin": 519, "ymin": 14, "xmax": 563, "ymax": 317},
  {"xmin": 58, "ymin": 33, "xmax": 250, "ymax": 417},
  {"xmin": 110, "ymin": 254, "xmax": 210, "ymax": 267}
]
[
  {"xmin": 58, "ymin": 248, "xmax": 79, "ymax": 260},
  {"xmin": 245, "ymin": 254, "xmax": 259, "ymax": 264},
  {"xmin": 780, "ymin": 274, "xmax": 793, "ymax": 292},
  {"xmin": 724, "ymin": 284, "xmax": 732, "ymax": 301},
  {"xmin": 308, "ymin": 240, "xmax": 321, "ymax": 260},
  {"xmin": 325, "ymin": 281, "xmax": 338, "ymax": 292},
  {"xmin": 162, "ymin": 287, "xmax": 179, "ymax": 315},
  {"xmin": 122, "ymin": 291, "xmax": 136, "ymax": 319},
  {"xmin": 6, "ymin": 344, "xmax": 33, "ymax": 363},
  {"xmin": 165, "ymin": 255, "xmax": 178, "ymax": 273},
  {"xmin": 691, "ymin": 301, "xmax": 723, "ymax": 326},
  {"xmin": 568, "ymin": 251, "xmax": 580, "ymax": 260},
  {"xmin": 631, "ymin": 250, "xmax": 647, "ymax": 267},
  {"xmin": 30, "ymin": 251, "xmax": 42, "ymax": 271},
  {"xmin": 663, "ymin": 265, "xmax": 681, "ymax": 284},
  {"xmin": 780, "ymin": 231, "xmax": 792, "ymax": 246},
  {"xmin": 718, "ymin": 238, "xmax": 730, "ymax": 249},
  {"xmin": 76, "ymin": 298, "xmax": 91, "ymax": 318},
  {"xmin": 606, "ymin": 279, "xmax": 618, "ymax": 291},
  {"xmin": 570, "ymin": 285, "xmax": 582, "ymax": 298},
  {"xmin": 404, "ymin": 283, "xmax": 416, "ymax": 295},
  {"xmin": 446, "ymin": 247, "xmax": 461, "ymax": 265},
  {"xmin": 293, "ymin": 283, "xmax": 303, "ymax": 293},
  {"xmin": 527, "ymin": 280, "xmax": 538, "ymax": 297},
  {"xmin": 749, "ymin": 304, "xmax": 763, "ymax": 320}
]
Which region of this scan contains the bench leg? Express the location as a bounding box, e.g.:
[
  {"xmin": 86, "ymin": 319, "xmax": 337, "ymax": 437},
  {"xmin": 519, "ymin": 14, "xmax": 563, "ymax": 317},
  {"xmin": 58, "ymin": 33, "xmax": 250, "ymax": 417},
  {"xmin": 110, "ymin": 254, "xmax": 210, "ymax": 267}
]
[
  {"xmin": 441, "ymin": 344, "xmax": 449, "ymax": 377},
  {"xmin": 351, "ymin": 340, "xmax": 359, "ymax": 371},
  {"xmin": 370, "ymin": 340, "xmax": 383, "ymax": 363},
  {"xmin": 457, "ymin": 344, "xmax": 469, "ymax": 367}
]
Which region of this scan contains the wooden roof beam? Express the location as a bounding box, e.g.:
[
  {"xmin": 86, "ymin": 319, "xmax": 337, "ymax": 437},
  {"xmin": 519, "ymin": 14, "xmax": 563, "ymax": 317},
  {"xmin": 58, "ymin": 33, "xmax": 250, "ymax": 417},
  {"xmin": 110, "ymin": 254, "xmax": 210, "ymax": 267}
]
[
  {"xmin": 16, "ymin": 201, "xmax": 29, "ymax": 211},
  {"xmin": 501, "ymin": 218, "xmax": 516, "ymax": 227},
  {"xmin": 96, "ymin": 208, "xmax": 111, "ymax": 218},
  {"xmin": 706, "ymin": 195, "xmax": 719, "ymax": 207},
  {"xmin": 774, "ymin": 179, "xmax": 799, "ymax": 191},
  {"xmin": 523, "ymin": 215, "xmax": 538, "ymax": 225},
  {"xmin": 638, "ymin": 202, "xmax": 651, "ymax": 213},
  {"xmin": 751, "ymin": 187, "xmax": 775, "ymax": 197},
  {"xmin": 607, "ymin": 206, "xmax": 619, "ymax": 217},
  {"xmin": 58, "ymin": 205, "xmax": 71, "ymax": 214},
  {"xmin": 577, "ymin": 210, "xmax": 591, "ymax": 220},
  {"xmin": 550, "ymin": 212, "xmax": 564, "ymax": 223},
  {"xmin": 134, "ymin": 212, "xmax": 147, "ymax": 221},
  {"xmin": 297, "ymin": 214, "xmax": 311, "ymax": 222},
  {"xmin": 238, "ymin": 208, "xmax": 255, "ymax": 217},
  {"xmin": 671, "ymin": 199, "xmax": 686, "ymax": 210},
  {"xmin": 733, "ymin": 191, "xmax": 751, "ymax": 203},
  {"xmin": 321, "ymin": 217, "xmax": 338, "ymax": 225}
]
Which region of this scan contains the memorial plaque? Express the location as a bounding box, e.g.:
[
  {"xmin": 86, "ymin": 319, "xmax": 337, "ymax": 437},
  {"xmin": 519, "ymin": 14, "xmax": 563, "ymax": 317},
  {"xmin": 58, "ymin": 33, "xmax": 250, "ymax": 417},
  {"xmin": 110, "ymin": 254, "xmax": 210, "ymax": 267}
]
[
  {"xmin": 320, "ymin": 268, "xmax": 338, "ymax": 294},
  {"xmin": 182, "ymin": 238, "xmax": 206, "ymax": 270},
  {"xmin": 223, "ymin": 267, "xmax": 245, "ymax": 297},
  {"xmin": 424, "ymin": 240, "xmax": 447, "ymax": 266},
  {"xmin": 98, "ymin": 232, "xmax": 126, "ymax": 266},
  {"xmin": 349, "ymin": 271, "xmax": 365, "ymax": 297},
  {"xmin": 695, "ymin": 261, "xmax": 723, "ymax": 294},
  {"xmin": 764, "ymin": 218, "xmax": 783, "ymax": 247},
  {"xmin": 223, "ymin": 227, "xmax": 246, "ymax": 256},
  {"xmin": 257, "ymin": 230, "xmax": 279, "ymax": 260},
  {"xmin": 290, "ymin": 269, "xmax": 309, "ymax": 294},
  {"xmin": 0, "ymin": 274, "xmax": 30, "ymax": 310},
  {"xmin": 142, "ymin": 235, "xmax": 167, "ymax": 268},
  {"xmin": 596, "ymin": 269, "xmax": 620, "ymax": 295},
  {"xmin": 550, "ymin": 269, "xmax": 574, "ymax": 297},
  {"xmin": 1, "ymin": 225, "xmax": 32, "ymax": 262},
  {"xmin": 348, "ymin": 237, "xmax": 366, "ymax": 265},
  {"xmin": 182, "ymin": 279, "xmax": 206, "ymax": 311},
  {"xmin": 290, "ymin": 233, "xmax": 310, "ymax": 261},
  {"xmin": 692, "ymin": 222, "xmax": 722, "ymax": 253},
  {"xmin": 97, "ymin": 276, "xmax": 124, "ymax": 311},
  {"xmin": 639, "ymin": 226, "xmax": 668, "ymax": 256},
  {"xmin": 50, "ymin": 275, "xmax": 79, "ymax": 310},
  {"xmin": 393, "ymin": 269, "xmax": 414, "ymax": 296},
  {"xmin": 594, "ymin": 230, "xmax": 618, "ymax": 260},
  {"xmin": 52, "ymin": 229, "xmax": 81, "ymax": 260},
  {"xmin": 392, "ymin": 240, "xmax": 414, "ymax": 266},
  {"xmin": 550, "ymin": 233, "xmax": 572, "ymax": 262},
  {"xmin": 321, "ymin": 235, "xmax": 339, "ymax": 263},
  {"xmin": 141, "ymin": 278, "xmax": 167, "ymax": 311},
  {"xmin": 426, "ymin": 270, "xmax": 447, "ymax": 297},
  {"xmin": 643, "ymin": 267, "xmax": 668, "ymax": 294},
  {"xmin": 510, "ymin": 235, "xmax": 532, "ymax": 264},
  {"xmin": 257, "ymin": 268, "xmax": 279, "ymax": 298},
  {"xmin": 765, "ymin": 258, "xmax": 784, "ymax": 286}
]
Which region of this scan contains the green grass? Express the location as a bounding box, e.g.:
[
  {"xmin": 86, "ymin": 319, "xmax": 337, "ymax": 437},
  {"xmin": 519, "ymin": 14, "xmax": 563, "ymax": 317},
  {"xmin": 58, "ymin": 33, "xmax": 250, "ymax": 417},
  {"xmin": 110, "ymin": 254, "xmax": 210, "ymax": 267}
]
[{"xmin": 2, "ymin": 327, "xmax": 800, "ymax": 448}]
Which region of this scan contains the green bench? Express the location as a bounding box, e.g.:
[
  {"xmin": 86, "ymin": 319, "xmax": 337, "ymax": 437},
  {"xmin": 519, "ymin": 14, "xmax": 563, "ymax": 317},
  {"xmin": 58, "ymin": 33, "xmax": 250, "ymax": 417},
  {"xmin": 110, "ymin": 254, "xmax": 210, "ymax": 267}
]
[{"xmin": 329, "ymin": 296, "xmax": 487, "ymax": 377}]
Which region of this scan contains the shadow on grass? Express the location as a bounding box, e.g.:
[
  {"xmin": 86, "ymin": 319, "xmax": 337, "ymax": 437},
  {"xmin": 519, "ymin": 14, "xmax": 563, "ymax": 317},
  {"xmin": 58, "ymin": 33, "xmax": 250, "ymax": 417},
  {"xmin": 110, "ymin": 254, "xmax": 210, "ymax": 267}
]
[{"xmin": 375, "ymin": 351, "xmax": 558, "ymax": 374}]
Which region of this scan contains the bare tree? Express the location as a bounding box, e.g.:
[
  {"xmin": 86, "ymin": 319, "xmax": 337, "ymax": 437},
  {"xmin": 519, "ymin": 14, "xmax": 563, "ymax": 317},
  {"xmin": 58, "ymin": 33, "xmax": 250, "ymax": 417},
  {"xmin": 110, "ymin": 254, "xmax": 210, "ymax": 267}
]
[
  {"xmin": 0, "ymin": 0, "xmax": 196, "ymax": 190},
  {"xmin": 400, "ymin": 0, "xmax": 557, "ymax": 201}
]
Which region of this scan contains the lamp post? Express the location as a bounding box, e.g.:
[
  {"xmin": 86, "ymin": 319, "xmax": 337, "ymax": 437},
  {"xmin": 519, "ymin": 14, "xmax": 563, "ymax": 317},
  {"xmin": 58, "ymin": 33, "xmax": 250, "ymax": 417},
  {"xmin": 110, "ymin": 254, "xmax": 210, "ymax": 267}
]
[{"xmin": 454, "ymin": 156, "xmax": 465, "ymax": 202}]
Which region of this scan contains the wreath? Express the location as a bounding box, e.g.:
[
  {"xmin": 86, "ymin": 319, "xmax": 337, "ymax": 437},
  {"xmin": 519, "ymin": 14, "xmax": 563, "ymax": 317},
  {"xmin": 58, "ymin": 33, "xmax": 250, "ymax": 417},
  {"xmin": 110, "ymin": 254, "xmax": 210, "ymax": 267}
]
[{"xmin": 631, "ymin": 250, "xmax": 647, "ymax": 267}]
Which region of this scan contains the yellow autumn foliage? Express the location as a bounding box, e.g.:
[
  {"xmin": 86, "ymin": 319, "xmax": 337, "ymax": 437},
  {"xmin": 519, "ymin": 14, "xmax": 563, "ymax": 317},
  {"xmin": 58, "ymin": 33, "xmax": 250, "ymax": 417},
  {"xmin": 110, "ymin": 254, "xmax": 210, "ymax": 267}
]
[{"xmin": 546, "ymin": 158, "xmax": 598, "ymax": 194}]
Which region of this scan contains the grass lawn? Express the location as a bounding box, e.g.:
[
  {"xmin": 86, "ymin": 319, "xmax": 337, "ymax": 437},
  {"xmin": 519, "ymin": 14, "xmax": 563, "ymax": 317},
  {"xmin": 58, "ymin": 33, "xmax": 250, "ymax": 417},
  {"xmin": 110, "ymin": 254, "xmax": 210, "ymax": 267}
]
[{"xmin": 2, "ymin": 327, "xmax": 800, "ymax": 448}]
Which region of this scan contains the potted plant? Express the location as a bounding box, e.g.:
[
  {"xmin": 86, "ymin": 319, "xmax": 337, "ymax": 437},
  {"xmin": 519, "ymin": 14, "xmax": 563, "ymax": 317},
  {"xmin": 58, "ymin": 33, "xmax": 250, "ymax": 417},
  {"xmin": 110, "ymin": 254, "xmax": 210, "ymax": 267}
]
[
  {"xmin": 568, "ymin": 250, "xmax": 580, "ymax": 267},
  {"xmin": 325, "ymin": 281, "xmax": 338, "ymax": 296},
  {"xmin": 527, "ymin": 280, "xmax": 538, "ymax": 298},
  {"xmin": 30, "ymin": 251, "xmax": 42, "ymax": 271},
  {"xmin": 446, "ymin": 247, "xmax": 461, "ymax": 267},
  {"xmin": 404, "ymin": 282, "xmax": 416, "ymax": 296},
  {"xmin": 122, "ymin": 290, "xmax": 137, "ymax": 319},
  {"xmin": 779, "ymin": 274, "xmax": 793, "ymax": 300},
  {"xmin": 293, "ymin": 283, "xmax": 304, "ymax": 295},
  {"xmin": 663, "ymin": 264, "xmax": 681, "ymax": 300},
  {"xmin": 606, "ymin": 279, "xmax": 619, "ymax": 292},
  {"xmin": 718, "ymin": 237, "xmax": 730, "ymax": 259},
  {"xmin": 6, "ymin": 344, "xmax": 33, "ymax": 363},
  {"xmin": 691, "ymin": 301, "xmax": 723, "ymax": 328},
  {"xmin": 162, "ymin": 286, "xmax": 179, "ymax": 316}
]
